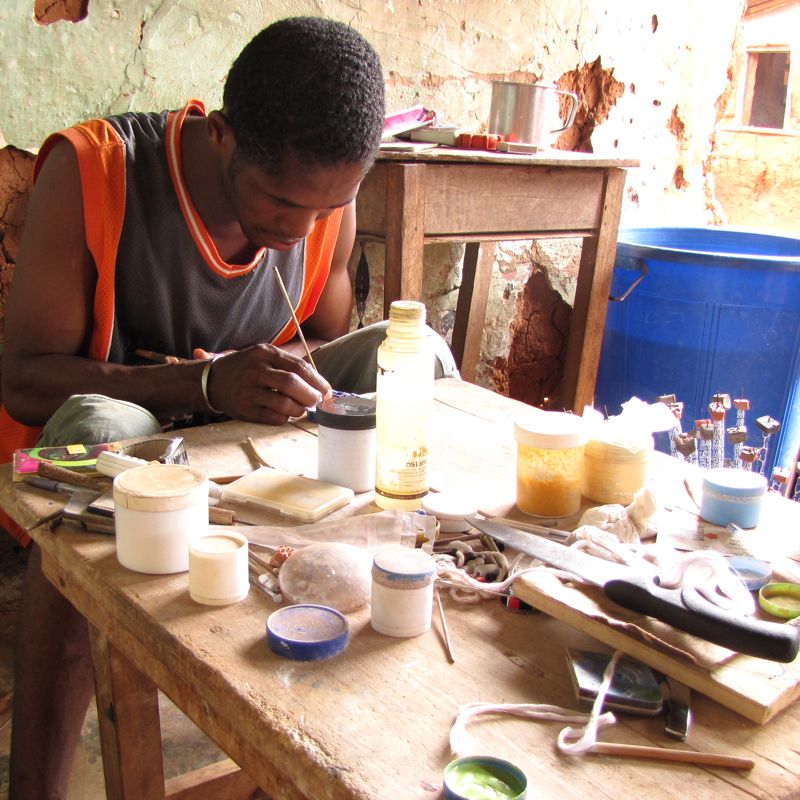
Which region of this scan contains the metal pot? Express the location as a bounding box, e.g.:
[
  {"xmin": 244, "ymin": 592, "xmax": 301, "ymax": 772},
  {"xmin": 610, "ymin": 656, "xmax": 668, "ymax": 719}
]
[{"xmin": 488, "ymin": 81, "xmax": 578, "ymax": 148}]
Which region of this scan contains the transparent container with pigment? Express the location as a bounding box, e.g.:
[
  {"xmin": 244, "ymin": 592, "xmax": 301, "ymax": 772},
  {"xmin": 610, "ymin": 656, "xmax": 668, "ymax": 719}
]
[{"xmin": 514, "ymin": 411, "xmax": 587, "ymax": 517}]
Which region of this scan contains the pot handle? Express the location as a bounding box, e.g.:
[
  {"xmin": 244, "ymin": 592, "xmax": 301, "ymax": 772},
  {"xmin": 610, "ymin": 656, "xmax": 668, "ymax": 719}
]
[{"xmin": 550, "ymin": 90, "xmax": 579, "ymax": 134}]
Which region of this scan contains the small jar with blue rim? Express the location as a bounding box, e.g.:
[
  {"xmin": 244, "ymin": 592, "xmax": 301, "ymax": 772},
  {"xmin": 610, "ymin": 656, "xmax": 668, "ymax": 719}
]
[{"xmin": 700, "ymin": 467, "xmax": 767, "ymax": 529}]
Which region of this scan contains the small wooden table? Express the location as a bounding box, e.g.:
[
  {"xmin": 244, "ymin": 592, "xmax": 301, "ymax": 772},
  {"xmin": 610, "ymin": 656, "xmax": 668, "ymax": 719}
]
[
  {"xmin": 356, "ymin": 149, "xmax": 638, "ymax": 407},
  {"xmin": 3, "ymin": 379, "xmax": 800, "ymax": 800}
]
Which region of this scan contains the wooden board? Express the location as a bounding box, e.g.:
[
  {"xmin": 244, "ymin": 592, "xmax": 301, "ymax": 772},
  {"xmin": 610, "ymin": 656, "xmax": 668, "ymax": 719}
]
[
  {"xmin": 512, "ymin": 571, "xmax": 800, "ymax": 725},
  {"xmin": 507, "ymin": 457, "xmax": 800, "ymax": 725}
]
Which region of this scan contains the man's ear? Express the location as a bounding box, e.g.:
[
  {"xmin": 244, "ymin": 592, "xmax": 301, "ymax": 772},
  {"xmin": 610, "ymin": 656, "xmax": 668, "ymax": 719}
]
[{"xmin": 206, "ymin": 110, "xmax": 236, "ymax": 156}]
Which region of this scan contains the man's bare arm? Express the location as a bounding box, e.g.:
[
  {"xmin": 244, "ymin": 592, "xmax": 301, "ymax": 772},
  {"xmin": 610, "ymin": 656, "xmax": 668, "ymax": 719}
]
[{"xmin": 2, "ymin": 140, "xmax": 328, "ymax": 427}]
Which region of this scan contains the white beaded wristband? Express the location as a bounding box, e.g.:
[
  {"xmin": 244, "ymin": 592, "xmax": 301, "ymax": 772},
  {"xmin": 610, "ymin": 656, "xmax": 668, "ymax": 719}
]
[{"xmin": 200, "ymin": 355, "xmax": 224, "ymax": 414}]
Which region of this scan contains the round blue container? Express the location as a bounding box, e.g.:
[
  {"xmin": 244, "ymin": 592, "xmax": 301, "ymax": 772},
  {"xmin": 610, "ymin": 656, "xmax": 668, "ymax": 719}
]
[
  {"xmin": 266, "ymin": 604, "xmax": 349, "ymax": 661},
  {"xmin": 595, "ymin": 227, "xmax": 800, "ymax": 476},
  {"xmin": 700, "ymin": 468, "xmax": 767, "ymax": 529}
]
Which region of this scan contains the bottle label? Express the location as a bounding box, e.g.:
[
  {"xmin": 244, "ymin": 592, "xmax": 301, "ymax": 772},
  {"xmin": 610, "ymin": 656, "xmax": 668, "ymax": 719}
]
[{"xmin": 375, "ymin": 445, "xmax": 428, "ymax": 500}]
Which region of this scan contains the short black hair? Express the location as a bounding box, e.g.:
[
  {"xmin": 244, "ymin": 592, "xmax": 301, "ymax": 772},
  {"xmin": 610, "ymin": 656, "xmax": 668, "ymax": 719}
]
[{"xmin": 223, "ymin": 17, "xmax": 385, "ymax": 174}]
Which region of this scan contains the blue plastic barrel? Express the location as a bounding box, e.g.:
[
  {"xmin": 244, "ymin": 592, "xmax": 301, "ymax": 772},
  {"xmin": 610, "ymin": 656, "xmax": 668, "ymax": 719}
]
[{"xmin": 594, "ymin": 227, "xmax": 800, "ymax": 477}]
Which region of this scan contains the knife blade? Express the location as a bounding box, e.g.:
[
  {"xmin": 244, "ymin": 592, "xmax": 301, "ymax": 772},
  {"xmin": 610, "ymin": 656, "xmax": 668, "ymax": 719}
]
[
  {"xmin": 663, "ymin": 676, "xmax": 692, "ymax": 740},
  {"xmin": 467, "ymin": 515, "xmax": 800, "ymax": 663}
]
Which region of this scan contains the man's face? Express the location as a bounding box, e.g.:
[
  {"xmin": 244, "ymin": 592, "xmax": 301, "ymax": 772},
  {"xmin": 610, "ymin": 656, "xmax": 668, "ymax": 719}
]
[{"xmin": 223, "ymin": 151, "xmax": 366, "ymax": 251}]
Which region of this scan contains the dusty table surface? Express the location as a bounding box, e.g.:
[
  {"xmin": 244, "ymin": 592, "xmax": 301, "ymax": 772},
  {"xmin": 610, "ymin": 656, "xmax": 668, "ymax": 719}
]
[{"xmin": 2, "ymin": 378, "xmax": 800, "ymax": 799}]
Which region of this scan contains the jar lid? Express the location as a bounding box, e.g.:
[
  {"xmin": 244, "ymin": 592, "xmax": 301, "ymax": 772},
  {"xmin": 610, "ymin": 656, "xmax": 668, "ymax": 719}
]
[
  {"xmin": 758, "ymin": 582, "xmax": 800, "ymax": 619},
  {"xmin": 315, "ymin": 395, "xmax": 376, "ymax": 430},
  {"xmin": 443, "ymin": 756, "xmax": 527, "ymax": 800},
  {"xmin": 727, "ymin": 556, "xmax": 772, "ymax": 592},
  {"xmin": 266, "ymin": 604, "xmax": 350, "ymax": 660},
  {"xmin": 514, "ymin": 410, "xmax": 587, "ymax": 449},
  {"xmin": 372, "ymin": 546, "xmax": 435, "ymax": 583},
  {"xmin": 702, "ymin": 468, "xmax": 767, "ymax": 498},
  {"xmin": 422, "ymin": 492, "xmax": 476, "ymax": 532},
  {"xmin": 113, "ymin": 463, "xmax": 208, "ymax": 512}
]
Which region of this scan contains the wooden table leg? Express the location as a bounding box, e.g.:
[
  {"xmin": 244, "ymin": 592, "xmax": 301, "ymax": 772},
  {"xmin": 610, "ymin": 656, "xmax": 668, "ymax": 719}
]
[
  {"xmin": 561, "ymin": 167, "xmax": 626, "ymax": 411},
  {"xmin": 384, "ymin": 163, "xmax": 426, "ymax": 316},
  {"xmin": 89, "ymin": 624, "xmax": 167, "ymax": 800},
  {"xmin": 451, "ymin": 242, "xmax": 495, "ymax": 381}
]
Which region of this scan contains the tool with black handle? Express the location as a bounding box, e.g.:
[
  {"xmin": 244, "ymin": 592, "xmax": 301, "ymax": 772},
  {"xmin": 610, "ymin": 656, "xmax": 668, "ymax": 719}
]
[{"xmin": 468, "ymin": 516, "xmax": 800, "ymax": 663}]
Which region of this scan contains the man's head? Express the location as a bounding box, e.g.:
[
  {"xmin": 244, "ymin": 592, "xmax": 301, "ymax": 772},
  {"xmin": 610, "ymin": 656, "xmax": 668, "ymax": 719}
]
[{"xmin": 222, "ymin": 17, "xmax": 385, "ymax": 177}]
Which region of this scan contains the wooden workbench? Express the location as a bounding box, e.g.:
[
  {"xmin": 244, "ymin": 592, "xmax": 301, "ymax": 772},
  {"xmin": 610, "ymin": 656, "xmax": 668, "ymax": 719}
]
[
  {"xmin": 356, "ymin": 149, "xmax": 638, "ymax": 406},
  {"xmin": 3, "ymin": 379, "xmax": 800, "ymax": 800}
]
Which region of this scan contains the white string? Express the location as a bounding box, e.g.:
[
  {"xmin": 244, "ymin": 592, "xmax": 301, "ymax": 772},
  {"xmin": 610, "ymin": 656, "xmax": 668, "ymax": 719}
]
[
  {"xmin": 556, "ymin": 650, "xmax": 624, "ymax": 754},
  {"xmin": 450, "ymin": 701, "xmax": 617, "ymax": 759},
  {"xmin": 435, "ymin": 527, "xmax": 755, "ymax": 617}
]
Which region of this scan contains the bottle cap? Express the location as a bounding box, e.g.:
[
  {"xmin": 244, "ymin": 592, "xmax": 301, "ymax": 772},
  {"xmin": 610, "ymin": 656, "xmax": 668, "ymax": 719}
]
[
  {"xmin": 758, "ymin": 583, "xmax": 800, "ymax": 619},
  {"xmin": 266, "ymin": 604, "xmax": 349, "ymax": 660},
  {"xmin": 389, "ymin": 299, "xmax": 426, "ymax": 324},
  {"xmin": 315, "ymin": 395, "xmax": 376, "ymax": 431}
]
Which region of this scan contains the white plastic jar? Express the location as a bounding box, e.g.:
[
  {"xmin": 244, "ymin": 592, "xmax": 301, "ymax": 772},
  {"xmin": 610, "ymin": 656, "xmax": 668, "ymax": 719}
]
[
  {"xmin": 582, "ymin": 433, "xmax": 654, "ymax": 505},
  {"xmin": 370, "ymin": 546, "xmax": 436, "ymax": 637},
  {"xmin": 114, "ymin": 463, "xmax": 208, "ymax": 574},
  {"xmin": 316, "ymin": 395, "xmax": 377, "ymax": 493},
  {"xmin": 188, "ymin": 530, "xmax": 249, "ymax": 605},
  {"xmin": 514, "ymin": 411, "xmax": 587, "ymax": 517}
]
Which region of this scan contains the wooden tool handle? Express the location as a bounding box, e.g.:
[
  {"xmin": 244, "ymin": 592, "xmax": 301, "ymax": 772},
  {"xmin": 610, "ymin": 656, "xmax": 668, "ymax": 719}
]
[
  {"xmin": 37, "ymin": 462, "xmax": 106, "ymax": 491},
  {"xmin": 590, "ymin": 741, "xmax": 755, "ymax": 771},
  {"xmin": 208, "ymin": 506, "xmax": 236, "ymax": 525}
]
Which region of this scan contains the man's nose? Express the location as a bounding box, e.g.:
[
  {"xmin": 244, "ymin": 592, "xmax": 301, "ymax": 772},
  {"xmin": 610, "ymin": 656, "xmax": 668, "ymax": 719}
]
[{"xmin": 279, "ymin": 209, "xmax": 319, "ymax": 241}]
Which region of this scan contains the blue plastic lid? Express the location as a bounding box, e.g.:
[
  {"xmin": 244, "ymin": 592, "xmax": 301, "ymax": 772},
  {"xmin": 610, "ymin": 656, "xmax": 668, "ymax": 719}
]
[
  {"xmin": 372, "ymin": 547, "xmax": 436, "ymax": 584},
  {"xmin": 702, "ymin": 468, "xmax": 767, "ymax": 498},
  {"xmin": 266, "ymin": 604, "xmax": 349, "ymax": 661},
  {"xmin": 727, "ymin": 556, "xmax": 772, "ymax": 592}
]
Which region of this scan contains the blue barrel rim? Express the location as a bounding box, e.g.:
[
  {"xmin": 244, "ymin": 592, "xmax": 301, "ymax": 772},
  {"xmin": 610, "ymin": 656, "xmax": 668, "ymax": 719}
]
[{"xmin": 616, "ymin": 226, "xmax": 800, "ymax": 271}]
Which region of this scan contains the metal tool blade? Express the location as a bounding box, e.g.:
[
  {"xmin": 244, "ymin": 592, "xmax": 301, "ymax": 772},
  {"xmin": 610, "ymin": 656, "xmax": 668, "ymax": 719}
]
[
  {"xmin": 467, "ymin": 514, "xmax": 637, "ymax": 586},
  {"xmin": 663, "ymin": 677, "xmax": 692, "ymax": 740},
  {"xmin": 468, "ymin": 515, "xmax": 800, "ymax": 663}
]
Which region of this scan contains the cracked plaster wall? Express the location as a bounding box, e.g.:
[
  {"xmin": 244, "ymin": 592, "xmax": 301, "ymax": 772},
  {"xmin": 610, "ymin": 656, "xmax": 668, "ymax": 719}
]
[
  {"xmin": 714, "ymin": 2, "xmax": 800, "ymax": 232},
  {"xmin": 0, "ymin": 0, "xmax": 745, "ymax": 404}
]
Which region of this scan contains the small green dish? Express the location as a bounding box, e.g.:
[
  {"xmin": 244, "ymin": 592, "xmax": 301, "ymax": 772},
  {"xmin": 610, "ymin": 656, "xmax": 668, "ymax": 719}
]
[
  {"xmin": 443, "ymin": 755, "xmax": 527, "ymax": 800},
  {"xmin": 758, "ymin": 582, "xmax": 800, "ymax": 619}
]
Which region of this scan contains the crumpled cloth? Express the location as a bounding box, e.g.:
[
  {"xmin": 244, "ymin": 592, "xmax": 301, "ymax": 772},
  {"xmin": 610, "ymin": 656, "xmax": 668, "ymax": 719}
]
[{"xmin": 572, "ymin": 486, "xmax": 658, "ymax": 545}]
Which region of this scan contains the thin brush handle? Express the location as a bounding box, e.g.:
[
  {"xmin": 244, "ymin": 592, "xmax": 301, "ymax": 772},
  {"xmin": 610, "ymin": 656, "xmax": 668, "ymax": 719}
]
[
  {"xmin": 589, "ymin": 741, "xmax": 754, "ymax": 771},
  {"xmin": 272, "ymin": 266, "xmax": 317, "ymax": 370}
]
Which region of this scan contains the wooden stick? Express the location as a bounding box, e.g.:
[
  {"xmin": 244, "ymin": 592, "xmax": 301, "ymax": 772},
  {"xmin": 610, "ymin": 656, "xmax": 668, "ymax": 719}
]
[
  {"xmin": 589, "ymin": 741, "xmax": 754, "ymax": 771},
  {"xmin": 435, "ymin": 590, "xmax": 455, "ymax": 664},
  {"xmin": 244, "ymin": 436, "xmax": 273, "ymax": 469},
  {"xmin": 272, "ymin": 266, "xmax": 317, "ymax": 370},
  {"xmin": 37, "ymin": 462, "xmax": 107, "ymax": 492}
]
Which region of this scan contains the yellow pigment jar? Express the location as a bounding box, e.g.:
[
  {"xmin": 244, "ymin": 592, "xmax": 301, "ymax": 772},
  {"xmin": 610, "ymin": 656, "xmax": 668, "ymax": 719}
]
[
  {"xmin": 514, "ymin": 411, "xmax": 587, "ymax": 517},
  {"xmin": 582, "ymin": 433, "xmax": 654, "ymax": 505}
]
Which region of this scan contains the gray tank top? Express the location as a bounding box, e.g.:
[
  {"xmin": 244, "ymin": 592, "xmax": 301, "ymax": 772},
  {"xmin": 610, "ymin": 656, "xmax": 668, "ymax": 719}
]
[{"xmin": 104, "ymin": 109, "xmax": 305, "ymax": 363}]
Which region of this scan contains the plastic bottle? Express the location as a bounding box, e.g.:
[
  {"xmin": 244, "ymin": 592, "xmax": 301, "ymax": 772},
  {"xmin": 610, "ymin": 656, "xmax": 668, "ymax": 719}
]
[{"xmin": 374, "ymin": 300, "xmax": 434, "ymax": 510}]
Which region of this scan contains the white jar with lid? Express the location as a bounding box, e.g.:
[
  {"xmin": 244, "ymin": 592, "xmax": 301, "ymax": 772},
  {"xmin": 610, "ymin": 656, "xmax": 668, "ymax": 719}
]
[
  {"xmin": 316, "ymin": 395, "xmax": 376, "ymax": 492},
  {"xmin": 514, "ymin": 411, "xmax": 587, "ymax": 517},
  {"xmin": 582, "ymin": 433, "xmax": 654, "ymax": 505},
  {"xmin": 370, "ymin": 546, "xmax": 436, "ymax": 637},
  {"xmin": 188, "ymin": 530, "xmax": 249, "ymax": 605},
  {"xmin": 114, "ymin": 463, "xmax": 208, "ymax": 574}
]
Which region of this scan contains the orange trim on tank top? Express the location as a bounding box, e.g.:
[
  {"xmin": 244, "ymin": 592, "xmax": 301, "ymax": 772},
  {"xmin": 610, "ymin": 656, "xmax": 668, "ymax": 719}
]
[{"xmin": 166, "ymin": 100, "xmax": 265, "ymax": 278}]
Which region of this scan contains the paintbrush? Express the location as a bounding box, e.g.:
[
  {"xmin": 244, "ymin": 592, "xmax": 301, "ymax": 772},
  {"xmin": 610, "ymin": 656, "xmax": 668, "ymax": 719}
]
[{"xmin": 271, "ymin": 265, "xmax": 317, "ymax": 370}]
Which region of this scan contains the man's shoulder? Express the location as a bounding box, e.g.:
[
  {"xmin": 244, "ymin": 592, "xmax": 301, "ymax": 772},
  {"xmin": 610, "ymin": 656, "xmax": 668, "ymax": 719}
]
[{"xmin": 101, "ymin": 109, "xmax": 171, "ymax": 146}]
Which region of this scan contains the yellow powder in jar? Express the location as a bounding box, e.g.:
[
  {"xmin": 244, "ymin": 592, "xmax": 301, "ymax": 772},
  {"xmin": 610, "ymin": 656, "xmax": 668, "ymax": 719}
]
[{"xmin": 516, "ymin": 443, "xmax": 584, "ymax": 517}]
